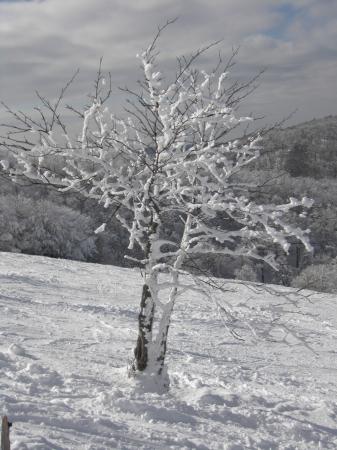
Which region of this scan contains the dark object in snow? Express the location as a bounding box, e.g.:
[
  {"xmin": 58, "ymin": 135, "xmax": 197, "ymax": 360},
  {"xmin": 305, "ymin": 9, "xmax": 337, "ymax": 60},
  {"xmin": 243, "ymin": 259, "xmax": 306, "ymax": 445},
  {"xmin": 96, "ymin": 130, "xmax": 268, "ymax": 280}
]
[{"xmin": 1, "ymin": 416, "xmax": 12, "ymax": 450}]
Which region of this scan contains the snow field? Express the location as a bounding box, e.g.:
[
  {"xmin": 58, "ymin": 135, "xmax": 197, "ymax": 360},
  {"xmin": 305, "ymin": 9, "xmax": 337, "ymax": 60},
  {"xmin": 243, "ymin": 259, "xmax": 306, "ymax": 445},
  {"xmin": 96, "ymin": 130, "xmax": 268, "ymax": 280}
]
[{"xmin": 0, "ymin": 252, "xmax": 337, "ymax": 449}]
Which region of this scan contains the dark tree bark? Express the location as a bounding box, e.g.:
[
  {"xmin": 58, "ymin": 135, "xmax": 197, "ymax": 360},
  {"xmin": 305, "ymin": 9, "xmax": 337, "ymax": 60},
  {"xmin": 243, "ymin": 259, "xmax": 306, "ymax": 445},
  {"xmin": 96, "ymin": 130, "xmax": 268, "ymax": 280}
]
[{"xmin": 134, "ymin": 283, "xmax": 155, "ymax": 371}]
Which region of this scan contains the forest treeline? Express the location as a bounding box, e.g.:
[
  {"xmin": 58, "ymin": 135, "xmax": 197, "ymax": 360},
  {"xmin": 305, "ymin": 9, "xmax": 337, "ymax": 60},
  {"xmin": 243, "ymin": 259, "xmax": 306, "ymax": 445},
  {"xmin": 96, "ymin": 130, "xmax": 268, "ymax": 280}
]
[{"xmin": 1, "ymin": 115, "xmax": 337, "ymax": 292}]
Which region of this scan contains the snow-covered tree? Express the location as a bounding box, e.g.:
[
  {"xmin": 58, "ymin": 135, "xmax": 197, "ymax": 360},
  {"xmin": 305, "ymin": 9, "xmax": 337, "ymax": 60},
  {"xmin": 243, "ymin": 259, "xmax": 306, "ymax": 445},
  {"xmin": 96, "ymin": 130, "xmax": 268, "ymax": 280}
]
[
  {"xmin": 292, "ymin": 258, "xmax": 337, "ymax": 294},
  {"xmin": 0, "ymin": 194, "xmax": 96, "ymax": 261},
  {"xmin": 1, "ymin": 25, "xmax": 313, "ymax": 390}
]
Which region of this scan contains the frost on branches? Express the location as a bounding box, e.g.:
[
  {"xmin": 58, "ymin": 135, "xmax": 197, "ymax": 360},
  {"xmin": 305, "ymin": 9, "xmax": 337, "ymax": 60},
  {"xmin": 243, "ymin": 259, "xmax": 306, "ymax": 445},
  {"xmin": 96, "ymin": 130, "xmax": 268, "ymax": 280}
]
[{"xmin": 1, "ymin": 27, "xmax": 313, "ymax": 391}]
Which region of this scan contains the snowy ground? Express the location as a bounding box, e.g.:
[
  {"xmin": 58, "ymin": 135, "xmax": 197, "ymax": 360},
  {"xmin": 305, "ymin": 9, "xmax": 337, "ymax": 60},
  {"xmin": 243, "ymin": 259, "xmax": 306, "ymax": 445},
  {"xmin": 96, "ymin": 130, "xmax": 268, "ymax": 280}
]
[{"xmin": 0, "ymin": 252, "xmax": 337, "ymax": 450}]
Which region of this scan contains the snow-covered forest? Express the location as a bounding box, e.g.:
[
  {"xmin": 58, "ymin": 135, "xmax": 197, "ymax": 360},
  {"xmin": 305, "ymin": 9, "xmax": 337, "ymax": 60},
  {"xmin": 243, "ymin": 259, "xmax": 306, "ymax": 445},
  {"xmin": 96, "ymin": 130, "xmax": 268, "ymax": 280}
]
[{"xmin": 1, "ymin": 114, "xmax": 337, "ymax": 292}]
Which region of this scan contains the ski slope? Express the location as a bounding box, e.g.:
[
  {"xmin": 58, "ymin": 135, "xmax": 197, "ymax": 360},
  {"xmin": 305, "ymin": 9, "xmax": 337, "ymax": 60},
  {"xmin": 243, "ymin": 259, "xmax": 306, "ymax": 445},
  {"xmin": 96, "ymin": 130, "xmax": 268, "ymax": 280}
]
[{"xmin": 0, "ymin": 252, "xmax": 336, "ymax": 449}]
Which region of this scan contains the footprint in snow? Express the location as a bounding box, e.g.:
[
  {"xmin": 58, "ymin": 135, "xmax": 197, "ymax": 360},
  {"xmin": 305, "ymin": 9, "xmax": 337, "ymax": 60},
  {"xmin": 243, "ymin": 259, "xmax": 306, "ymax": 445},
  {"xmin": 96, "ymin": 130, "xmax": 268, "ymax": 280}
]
[
  {"xmin": 13, "ymin": 362, "xmax": 64, "ymax": 393},
  {"xmin": 7, "ymin": 344, "xmax": 37, "ymax": 360}
]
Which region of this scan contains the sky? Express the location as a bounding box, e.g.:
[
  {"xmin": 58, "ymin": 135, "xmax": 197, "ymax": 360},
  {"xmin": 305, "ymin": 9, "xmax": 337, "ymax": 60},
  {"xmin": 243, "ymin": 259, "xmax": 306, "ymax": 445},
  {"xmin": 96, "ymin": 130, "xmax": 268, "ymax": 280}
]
[{"xmin": 0, "ymin": 0, "xmax": 336, "ymax": 128}]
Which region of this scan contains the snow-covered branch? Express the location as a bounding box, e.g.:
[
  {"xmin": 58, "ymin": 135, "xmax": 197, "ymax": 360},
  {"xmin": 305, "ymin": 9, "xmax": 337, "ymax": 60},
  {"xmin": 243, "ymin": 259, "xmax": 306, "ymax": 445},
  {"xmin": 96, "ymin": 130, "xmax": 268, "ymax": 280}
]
[{"xmin": 1, "ymin": 27, "xmax": 314, "ymax": 384}]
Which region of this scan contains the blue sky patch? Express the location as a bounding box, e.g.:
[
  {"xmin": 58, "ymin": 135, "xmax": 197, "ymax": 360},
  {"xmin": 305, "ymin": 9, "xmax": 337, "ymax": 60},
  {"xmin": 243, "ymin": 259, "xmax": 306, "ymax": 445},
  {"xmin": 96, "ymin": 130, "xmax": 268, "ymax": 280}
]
[{"xmin": 267, "ymin": 3, "xmax": 300, "ymax": 39}]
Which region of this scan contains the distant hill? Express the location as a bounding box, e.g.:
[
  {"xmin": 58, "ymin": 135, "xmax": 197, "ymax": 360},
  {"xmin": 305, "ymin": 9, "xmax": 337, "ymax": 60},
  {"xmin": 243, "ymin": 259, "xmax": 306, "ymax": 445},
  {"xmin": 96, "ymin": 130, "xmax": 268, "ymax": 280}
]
[
  {"xmin": 285, "ymin": 115, "xmax": 337, "ymax": 134},
  {"xmin": 0, "ymin": 114, "xmax": 336, "ymax": 287},
  {"xmin": 256, "ymin": 115, "xmax": 337, "ymax": 178}
]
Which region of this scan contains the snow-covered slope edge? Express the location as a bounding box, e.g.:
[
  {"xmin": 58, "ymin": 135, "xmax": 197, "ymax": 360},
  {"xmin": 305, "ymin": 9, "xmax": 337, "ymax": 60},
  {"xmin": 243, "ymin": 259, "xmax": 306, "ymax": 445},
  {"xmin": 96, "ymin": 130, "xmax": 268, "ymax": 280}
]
[{"xmin": 0, "ymin": 252, "xmax": 336, "ymax": 449}]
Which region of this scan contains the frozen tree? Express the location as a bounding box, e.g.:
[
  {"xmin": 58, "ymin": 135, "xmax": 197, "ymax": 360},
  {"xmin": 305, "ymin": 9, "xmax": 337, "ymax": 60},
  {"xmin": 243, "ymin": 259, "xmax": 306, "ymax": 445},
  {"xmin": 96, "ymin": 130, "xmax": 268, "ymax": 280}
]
[
  {"xmin": 0, "ymin": 24, "xmax": 313, "ymax": 390},
  {"xmin": 0, "ymin": 194, "xmax": 96, "ymax": 260},
  {"xmin": 292, "ymin": 258, "xmax": 337, "ymax": 294},
  {"xmin": 234, "ymin": 263, "xmax": 259, "ymax": 282}
]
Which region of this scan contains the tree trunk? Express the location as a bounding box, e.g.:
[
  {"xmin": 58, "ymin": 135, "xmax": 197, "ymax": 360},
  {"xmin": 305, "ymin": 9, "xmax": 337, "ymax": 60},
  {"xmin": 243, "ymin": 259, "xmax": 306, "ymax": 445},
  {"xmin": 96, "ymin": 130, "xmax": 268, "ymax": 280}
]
[
  {"xmin": 155, "ymin": 296, "xmax": 175, "ymax": 376},
  {"xmin": 154, "ymin": 214, "xmax": 191, "ymax": 376},
  {"xmin": 133, "ymin": 283, "xmax": 155, "ymax": 371}
]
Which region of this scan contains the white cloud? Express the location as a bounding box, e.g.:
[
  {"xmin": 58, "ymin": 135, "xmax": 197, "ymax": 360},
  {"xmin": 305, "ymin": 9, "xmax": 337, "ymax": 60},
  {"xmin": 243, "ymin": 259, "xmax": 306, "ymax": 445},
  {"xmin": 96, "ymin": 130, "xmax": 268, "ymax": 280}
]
[{"xmin": 0, "ymin": 0, "xmax": 336, "ymax": 126}]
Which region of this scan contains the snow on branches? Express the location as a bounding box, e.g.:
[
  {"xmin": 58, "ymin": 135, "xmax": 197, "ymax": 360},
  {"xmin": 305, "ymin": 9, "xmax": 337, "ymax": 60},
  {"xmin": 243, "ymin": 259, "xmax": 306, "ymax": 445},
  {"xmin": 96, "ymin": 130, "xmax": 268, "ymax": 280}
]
[{"xmin": 1, "ymin": 26, "xmax": 313, "ymax": 386}]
